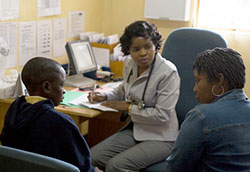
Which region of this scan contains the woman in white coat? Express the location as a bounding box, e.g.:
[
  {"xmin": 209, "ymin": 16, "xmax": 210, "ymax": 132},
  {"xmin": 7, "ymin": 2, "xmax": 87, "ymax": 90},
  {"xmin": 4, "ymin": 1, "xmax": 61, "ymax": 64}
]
[{"xmin": 88, "ymin": 20, "xmax": 180, "ymax": 172}]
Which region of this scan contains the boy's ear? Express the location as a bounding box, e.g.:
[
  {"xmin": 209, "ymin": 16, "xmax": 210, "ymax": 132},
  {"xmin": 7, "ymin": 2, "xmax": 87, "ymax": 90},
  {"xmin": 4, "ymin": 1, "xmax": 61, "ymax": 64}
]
[{"xmin": 41, "ymin": 81, "xmax": 51, "ymax": 94}]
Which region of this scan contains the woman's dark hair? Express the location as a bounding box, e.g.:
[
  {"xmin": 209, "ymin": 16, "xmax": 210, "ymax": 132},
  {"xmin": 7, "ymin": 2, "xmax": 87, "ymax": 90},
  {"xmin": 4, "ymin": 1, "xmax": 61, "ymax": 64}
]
[
  {"xmin": 120, "ymin": 20, "xmax": 162, "ymax": 56},
  {"xmin": 193, "ymin": 47, "xmax": 245, "ymax": 90}
]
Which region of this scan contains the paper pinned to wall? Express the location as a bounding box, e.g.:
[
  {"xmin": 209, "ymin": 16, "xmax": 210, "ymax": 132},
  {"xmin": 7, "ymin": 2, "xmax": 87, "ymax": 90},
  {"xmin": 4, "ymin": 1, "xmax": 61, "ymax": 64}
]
[
  {"xmin": 0, "ymin": 36, "xmax": 9, "ymax": 57},
  {"xmin": 19, "ymin": 21, "xmax": 37, "ymax": 66},
  {"xmin": 68, "ymin": 11, "xmax": 85, "ymax": 39},
  {"xmin": 0, "ymin": 22, "xmax": 18, "ymax": 68},
  {"xmin": 0, "ymin": 0, "xmax": 19, "ymax": 21},
  {"xmin": 0, "ymin": 56, "xmax": 7, "ymax": 80},
  {"xmin": 53, "ymin": 18, "xmax": 66, "ymax": 57},
  {"xmin": 37, "ymin": 0, "xmax": 61, "ymax": 17},
  {"xmin": 37, "ymin": 20, "xmax": 52, "ymax": 58},
  {"xmin": 92, "ymin": 47, "xmax": 110, "ymax": 67},
  {"xmin": 0, "ymin": 36, "xmax": 8, "ymax": 79}
]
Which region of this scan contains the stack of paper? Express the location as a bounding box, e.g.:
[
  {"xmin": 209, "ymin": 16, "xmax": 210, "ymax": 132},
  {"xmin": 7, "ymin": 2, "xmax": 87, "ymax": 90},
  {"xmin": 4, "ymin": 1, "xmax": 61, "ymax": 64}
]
[{"xmin": 69, "ymin": 92, "xmax": 118, "ymax": 112}]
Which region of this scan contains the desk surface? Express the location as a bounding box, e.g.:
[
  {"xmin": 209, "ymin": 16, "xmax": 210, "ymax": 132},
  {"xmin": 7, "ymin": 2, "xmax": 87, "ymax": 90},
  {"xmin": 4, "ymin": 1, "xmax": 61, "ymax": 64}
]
[
  {"xmin": 0, "ymin": 83, "xmax": 105, "ymax": 118},
  {"xmin": 0, "ymin": 83, "xmax": 129, "ymax": 147},
  {"xmin": 0, "ymin": 95, "xmax": 101, "ymax": 119}
]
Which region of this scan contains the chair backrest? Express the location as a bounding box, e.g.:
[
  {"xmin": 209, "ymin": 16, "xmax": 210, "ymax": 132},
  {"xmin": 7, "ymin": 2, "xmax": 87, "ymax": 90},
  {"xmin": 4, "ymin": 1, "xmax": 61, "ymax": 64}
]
[
  {"xmin": 162, "ymin": 27, "xmax": 227, "ymax": 125},
  {"xmin": 0, "ymin": 145, "xmax": 80, "ymax": 172}
]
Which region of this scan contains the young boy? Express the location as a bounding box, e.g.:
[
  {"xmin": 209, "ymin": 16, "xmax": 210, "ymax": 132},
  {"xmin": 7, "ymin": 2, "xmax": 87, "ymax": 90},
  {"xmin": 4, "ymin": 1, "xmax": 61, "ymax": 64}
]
[{"xmin": 0, "ymin": 57, "xmax": 101, "ymax": 172}]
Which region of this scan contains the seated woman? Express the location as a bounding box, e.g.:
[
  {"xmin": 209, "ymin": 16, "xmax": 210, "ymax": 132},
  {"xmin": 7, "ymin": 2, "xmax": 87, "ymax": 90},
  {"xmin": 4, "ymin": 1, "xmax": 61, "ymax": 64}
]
[
  {"xmin": 89, "ymin": 20, "xmax": 180, "ymax": 171},
  {"xmin": 167, "ymin": 47, "xmax": 250, "ymax": 171}
]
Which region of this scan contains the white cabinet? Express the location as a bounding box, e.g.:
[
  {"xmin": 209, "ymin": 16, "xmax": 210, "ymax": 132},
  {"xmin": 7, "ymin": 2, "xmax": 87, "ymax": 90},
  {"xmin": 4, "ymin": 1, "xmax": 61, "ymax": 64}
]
[{"xmin": 144, "ymin": 0, "xmax": 191, "ymax": 21}]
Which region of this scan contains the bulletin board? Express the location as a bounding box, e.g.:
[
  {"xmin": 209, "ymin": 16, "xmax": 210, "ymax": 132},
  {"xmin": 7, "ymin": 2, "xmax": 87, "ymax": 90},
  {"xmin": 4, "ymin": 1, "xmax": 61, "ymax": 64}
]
[{"xmin": 144, "ymin": 0, "xmax": 191, "ymax": 21}]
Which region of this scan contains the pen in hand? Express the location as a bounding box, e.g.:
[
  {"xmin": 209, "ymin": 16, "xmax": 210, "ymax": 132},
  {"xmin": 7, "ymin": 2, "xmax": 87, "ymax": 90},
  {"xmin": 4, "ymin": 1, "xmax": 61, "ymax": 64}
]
[{"xmin": 91, "ymin": 84, "xmax": 97, "ymax": 103}]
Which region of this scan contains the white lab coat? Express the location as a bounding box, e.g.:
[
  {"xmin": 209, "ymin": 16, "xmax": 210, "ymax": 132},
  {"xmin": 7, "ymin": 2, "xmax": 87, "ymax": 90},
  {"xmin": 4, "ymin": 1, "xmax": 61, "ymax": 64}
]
[{"xmin": 107, "ymin": 53, "xmax": 180, "ymax": 141}]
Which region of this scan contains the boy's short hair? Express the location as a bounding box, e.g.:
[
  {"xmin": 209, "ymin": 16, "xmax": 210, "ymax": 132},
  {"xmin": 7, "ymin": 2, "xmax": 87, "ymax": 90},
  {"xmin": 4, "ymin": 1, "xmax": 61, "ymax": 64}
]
[{"xmin": 21, "ymin": 57, "xmax": 62, "ymax": 93}]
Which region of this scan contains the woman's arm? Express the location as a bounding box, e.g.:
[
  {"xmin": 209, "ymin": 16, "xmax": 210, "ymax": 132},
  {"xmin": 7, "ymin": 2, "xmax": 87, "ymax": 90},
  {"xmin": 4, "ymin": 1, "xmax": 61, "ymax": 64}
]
[{"xmin": 167, "ymin": 109, "xmax": 205, "ymax": 172}]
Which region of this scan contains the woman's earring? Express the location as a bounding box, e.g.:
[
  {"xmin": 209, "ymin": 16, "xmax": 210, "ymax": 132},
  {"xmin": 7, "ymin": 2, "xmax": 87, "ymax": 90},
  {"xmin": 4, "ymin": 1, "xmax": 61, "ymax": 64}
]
[{"xmin": 212, "ymin": 85, "xmax": 224, "ymax": 97}]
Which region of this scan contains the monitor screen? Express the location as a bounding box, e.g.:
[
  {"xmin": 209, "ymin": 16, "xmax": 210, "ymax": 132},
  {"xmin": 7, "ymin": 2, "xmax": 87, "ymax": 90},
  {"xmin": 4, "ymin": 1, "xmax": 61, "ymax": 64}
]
[{"xmin": 65, "ymin": 40, "xmax": 97, "ymax": 75}]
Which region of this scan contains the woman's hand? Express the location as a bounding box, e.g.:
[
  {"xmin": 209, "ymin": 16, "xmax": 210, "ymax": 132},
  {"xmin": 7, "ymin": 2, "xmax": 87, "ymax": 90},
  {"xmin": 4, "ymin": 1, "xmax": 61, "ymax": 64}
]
[
  {"xmin": 88, "ymin": 92, "xmax": 107, "ymax": 103},
  {"xmin": 101, "ymin": 100, "xmax": 130, "ymax": 112},
  {"xmin": 94, "ymin": 167, "xmax": 103, "ymax": 172}
]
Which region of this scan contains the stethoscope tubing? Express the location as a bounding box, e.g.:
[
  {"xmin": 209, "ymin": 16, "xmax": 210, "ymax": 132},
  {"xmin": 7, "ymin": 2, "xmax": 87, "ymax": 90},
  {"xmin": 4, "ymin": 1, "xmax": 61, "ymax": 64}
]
[{"xmin": 127, "ymin": 54, "xmax": 156, "ymax": 109}]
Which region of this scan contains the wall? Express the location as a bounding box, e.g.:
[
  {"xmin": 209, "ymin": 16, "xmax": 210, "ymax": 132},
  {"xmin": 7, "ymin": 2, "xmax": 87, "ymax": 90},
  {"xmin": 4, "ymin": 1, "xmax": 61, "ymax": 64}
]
[
  {"xmin": 102, "ymin": 0, "xmax": 196, "ymax": 41},
  {"xmin": 220, "ymin": 31, "xmax": 250, "ymax": 96},
  {"xmin": 3, "ymin": 0, "xmax": 250, "ymax": 96},
  {"xmin": 102, "ymin": 0, "xmax": 250, "ymax": 96},
  {"xmin": 4, "ymin": 0, "xmax": 104, "ymax": 71}
]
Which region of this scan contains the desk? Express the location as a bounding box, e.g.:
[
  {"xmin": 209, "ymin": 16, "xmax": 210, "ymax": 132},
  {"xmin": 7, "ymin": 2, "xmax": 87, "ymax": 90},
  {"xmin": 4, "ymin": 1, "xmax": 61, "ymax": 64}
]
[{"xmin": 0, "ymin": 96, "xmax": 128, "ymax": 147}]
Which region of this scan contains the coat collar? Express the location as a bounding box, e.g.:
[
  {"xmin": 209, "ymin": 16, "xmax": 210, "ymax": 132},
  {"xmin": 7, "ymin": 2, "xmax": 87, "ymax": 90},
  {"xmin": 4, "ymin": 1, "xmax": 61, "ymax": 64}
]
[{"xmin": 213, "ymin": 89, "xmax": 247, "ymax": 103}]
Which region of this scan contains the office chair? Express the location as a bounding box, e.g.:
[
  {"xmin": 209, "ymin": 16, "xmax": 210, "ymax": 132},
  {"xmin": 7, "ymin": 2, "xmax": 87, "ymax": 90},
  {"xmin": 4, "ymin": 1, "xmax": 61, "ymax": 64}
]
[
  {"xmin": 0, "ymin": 145, "xmax": 80, "ymax": 172},
  {"xmin": 143, "ymin": 27, "xmax": 227, "ymax": 172}
]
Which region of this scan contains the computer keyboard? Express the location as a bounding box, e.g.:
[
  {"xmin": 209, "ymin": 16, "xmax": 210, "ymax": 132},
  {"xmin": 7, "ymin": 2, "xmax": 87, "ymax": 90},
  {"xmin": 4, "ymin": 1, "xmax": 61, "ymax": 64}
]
[{"xmin": 64, "ymin": 74, "xmax": 96, "ymax": 87}]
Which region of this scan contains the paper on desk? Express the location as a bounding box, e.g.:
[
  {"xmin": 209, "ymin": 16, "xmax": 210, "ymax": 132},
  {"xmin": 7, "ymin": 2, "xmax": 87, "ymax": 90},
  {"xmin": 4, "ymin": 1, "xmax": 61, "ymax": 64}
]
[
  {"xmin": 60, "ymin": 90, "xmax": 84, "ymax": 108},
  {"xmin": 69, "ymin": 93, "xmax": 118, "ymax": 112}
]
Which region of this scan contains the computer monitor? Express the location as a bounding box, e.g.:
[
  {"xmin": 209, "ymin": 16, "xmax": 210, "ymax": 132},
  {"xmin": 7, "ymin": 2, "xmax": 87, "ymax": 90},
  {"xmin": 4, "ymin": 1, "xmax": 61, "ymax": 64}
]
[
  {"xmin": 65, "ymin": 39, "xmax": 97, "ymax": 75},
  {"xmin": 64, "ymin": 40, "xmax": 97, "ymax": 87}
]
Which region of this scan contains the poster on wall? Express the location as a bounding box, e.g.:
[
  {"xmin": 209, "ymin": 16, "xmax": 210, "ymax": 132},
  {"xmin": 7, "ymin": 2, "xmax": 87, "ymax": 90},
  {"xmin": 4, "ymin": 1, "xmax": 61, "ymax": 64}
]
[
  {"xmin": 53, "ymin": 18, "xmax": 66, "ymax": 57},
  {"xmin": 19, "ymin": 22, "xmax": 37, "ymax": 66},
  {"xmin": 0, "ymin": 22, "xmax": 18, "ymax": 68},
  {"xmin": 37, "ymin": 20, "xmax": 52, "ymax": 58},
  {"xmin": 37, "ymin": 0, "xmax": 61, "ymax": 17},
  {"xmin": 68, "ymin": 11, "xmax": 85, "ymax": 39},
  {"xmin": 0, "ymin": 0, "xmax": 19, "ymax": 21}
]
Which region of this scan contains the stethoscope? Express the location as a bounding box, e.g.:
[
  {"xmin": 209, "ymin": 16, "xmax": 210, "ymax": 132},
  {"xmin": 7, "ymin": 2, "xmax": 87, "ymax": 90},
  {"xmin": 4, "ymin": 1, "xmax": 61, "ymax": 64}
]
[
  {"xmin": 120, "ymin": 54, "xmax": 156, "ymax": 122},
  {"xmin": 126, "ymin": 54, "xmax": 156, "ymax": 110}
]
